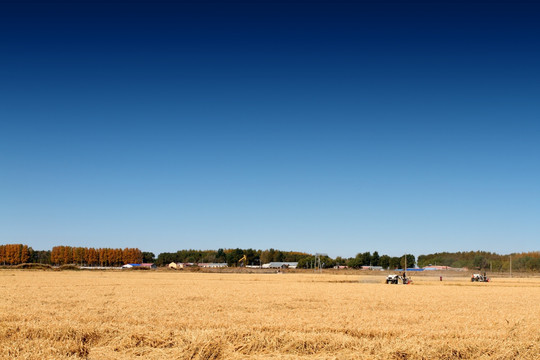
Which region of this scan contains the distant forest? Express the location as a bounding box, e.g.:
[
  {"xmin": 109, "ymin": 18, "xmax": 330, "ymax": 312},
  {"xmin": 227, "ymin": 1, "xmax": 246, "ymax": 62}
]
[
  {"xmin": 417, "ymin": 251, "xmax": 540, "ymax": 272},
  {"xmin": 0, "ymin": 244, "xmax": 538, "ymax": 271}
]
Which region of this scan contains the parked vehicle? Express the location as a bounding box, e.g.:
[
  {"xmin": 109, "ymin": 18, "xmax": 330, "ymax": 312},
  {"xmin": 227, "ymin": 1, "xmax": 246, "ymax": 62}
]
[
  {"xmin": 386, "ymin": 274, "xmax": 412, "ymax": 284},
  {"xmin": 471, "ymin": 273, "xmax": 490, "ymax": 282}
]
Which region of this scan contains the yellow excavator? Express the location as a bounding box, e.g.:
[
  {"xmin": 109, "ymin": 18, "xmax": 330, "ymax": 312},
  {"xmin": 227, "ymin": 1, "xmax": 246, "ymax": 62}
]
[{"xmin": 238, "ymin": 255, "xmax": 247, "ymax": 267}]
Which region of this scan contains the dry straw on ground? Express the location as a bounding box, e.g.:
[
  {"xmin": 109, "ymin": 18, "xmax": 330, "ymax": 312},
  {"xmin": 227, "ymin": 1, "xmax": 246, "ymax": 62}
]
[{"xmin": 0, "ymin": 270, "xmax": 539, "ymax": 359}]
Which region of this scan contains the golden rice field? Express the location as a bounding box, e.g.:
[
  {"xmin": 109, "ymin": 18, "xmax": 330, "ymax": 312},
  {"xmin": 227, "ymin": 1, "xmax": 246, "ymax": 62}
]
[{"xmin": 1, "ymin": 270, "xmax": 539, "ymax": 359}]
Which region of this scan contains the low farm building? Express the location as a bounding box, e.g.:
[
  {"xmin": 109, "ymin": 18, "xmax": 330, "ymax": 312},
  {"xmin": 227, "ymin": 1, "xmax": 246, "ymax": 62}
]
[
  {"xmin": 169, "ymin": 263, "xmax": 197, "ymax": 269},
  {"xmin": 360, "ymin": 266, "xmax": 384, "ymax": 271},
  {"xmin": 262, "ymin": 262, "xmax": 298, "ymax": 269},
  {"xmin": 122, "ymin": 263, "xmax": 156, "ymax": 269},
  {"xmin": 423, "ymin": 265, "xmax": 467, "ymax": 271},
  {"xmin": 198, "ymin": 263, "xmax": 228, "ymax": 268}
]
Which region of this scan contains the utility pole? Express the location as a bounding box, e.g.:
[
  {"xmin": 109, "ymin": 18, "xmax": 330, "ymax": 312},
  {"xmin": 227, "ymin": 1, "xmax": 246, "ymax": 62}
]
[
  {"xmin": 509, "ymin": 255, "xmax": 512, "ymax": 278},
  {"xmin": 403, "ymin": 254, "xmax": 407, "ymax": 280},
  {"xmin": 315, "ymin": 253, "xmax": 327, "ymax": 274}
]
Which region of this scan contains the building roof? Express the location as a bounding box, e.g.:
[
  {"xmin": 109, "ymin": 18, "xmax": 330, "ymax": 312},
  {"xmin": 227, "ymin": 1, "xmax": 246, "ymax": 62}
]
[{"xmin": 140, "ymin": 263, "xmax": 156, "ymax": 268}]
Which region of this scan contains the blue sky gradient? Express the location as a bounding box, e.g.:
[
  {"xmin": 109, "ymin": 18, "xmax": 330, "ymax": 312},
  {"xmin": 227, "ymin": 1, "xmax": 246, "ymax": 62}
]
[{"xmin": 1, "ymin": 1, "xmax": 539, "ymax": 257}]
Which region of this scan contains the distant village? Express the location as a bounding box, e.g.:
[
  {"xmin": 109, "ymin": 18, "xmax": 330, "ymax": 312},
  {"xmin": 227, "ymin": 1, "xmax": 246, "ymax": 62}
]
[
  {"xmin": 1, "ymin": 244, "xmax": 538, "ymax": 272},
  {"xmin": 153, "ymin": 262, "xmax": 468, "ymax": 272}
]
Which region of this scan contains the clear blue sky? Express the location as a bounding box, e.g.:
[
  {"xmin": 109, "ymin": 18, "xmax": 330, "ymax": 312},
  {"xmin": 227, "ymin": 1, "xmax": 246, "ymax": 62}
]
[{"xmin": 1, "ymin": 1, "xmax": 539, "ymax": 258}]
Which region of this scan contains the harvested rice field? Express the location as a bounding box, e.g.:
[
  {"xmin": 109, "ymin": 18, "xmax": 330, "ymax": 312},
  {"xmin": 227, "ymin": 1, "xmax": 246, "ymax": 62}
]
[{"xmin": 0, "ymin": 270, "xmax": 539, "ymax": 359}]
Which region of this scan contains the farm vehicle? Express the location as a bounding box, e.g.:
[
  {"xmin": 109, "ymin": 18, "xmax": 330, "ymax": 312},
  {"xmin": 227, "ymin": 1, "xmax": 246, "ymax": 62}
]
[
  {"xmin": 386, "ymin": 274, "xmax": 412, "ymax": 284},
  {"xmin": 471, "ymin": 273, "xmax": 490, "ymax": 282}
]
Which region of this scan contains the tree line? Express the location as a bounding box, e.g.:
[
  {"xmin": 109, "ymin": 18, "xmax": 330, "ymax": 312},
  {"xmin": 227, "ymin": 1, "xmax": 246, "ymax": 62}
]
[
  {"xmin": 155, "ymin": 248, "xmax": 415, "ymax": 270},
  {"xmin": 50, "ymin": 246, "xmax": 142, "ymax": 266},
  {"xmin": 0, "ymin": 244, "xmax": 142, "ymax": 266},
  {"xmin": 155, "ymin": 248, "xmax": 309, "ymax": 267},
  {"xmin": 0, "ymin": 244, "xmax": 30, "ymax": 265},
  {"xmin": 417, "ymin": 251, "xmax": 540, "ymax": 271},
  {"xmin": 330, "ymin": 252, "xmax": 416, "ymax": 270},
  {"xmin": 2, "ymin": 243, "xmax": 539, "ymax": 271}
]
